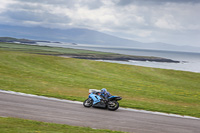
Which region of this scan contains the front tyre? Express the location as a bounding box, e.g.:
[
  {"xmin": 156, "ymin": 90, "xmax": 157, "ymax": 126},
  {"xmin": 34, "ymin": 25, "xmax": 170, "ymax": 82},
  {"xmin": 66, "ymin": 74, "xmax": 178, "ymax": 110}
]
[
  {"xmin": 107, "ymin": 101, "xmax": 119, "ymax": 111},
  {"xmin": 83, "ymin": 98, "xmax": 93, "ymax": 107}
]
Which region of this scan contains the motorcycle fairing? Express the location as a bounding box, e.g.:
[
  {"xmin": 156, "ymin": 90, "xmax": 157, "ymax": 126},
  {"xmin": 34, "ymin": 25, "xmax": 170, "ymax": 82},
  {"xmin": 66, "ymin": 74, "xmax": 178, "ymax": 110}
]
[
  {"xmin": 89, "ymin": 93, "xmax": 101, "ymax": 105},
  {"xmin": 108, "ymin": 96, "xmax": 117, "ymax": 99},
  {"xmin": 108, "ymin": 96, "xmax": 122, "ymax": 101},
  {"xmin": 89, "ymin": 93, "xmax": 107, "ymax": 108}
]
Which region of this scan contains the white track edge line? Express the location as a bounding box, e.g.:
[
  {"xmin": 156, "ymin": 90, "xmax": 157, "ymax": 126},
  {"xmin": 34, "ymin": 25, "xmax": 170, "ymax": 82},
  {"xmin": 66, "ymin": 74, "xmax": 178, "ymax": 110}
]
[{"xmin": 0, "ymin": 89, "xmax": 199, "ymax": 120}]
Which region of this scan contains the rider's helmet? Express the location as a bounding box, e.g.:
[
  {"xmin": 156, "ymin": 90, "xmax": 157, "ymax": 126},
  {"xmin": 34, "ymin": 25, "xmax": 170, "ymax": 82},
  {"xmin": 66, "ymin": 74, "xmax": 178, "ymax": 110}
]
[{"xmin": 101, "ymin": 88, "xmax": 107, "ymax": 94}]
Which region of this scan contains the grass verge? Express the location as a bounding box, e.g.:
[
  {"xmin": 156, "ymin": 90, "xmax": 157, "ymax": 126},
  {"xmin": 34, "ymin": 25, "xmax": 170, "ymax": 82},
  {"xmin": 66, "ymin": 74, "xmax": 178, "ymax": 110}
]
[
  {"xmin": 0, "ymin": 42, "xmax": 175, "ymax": 62},
  {"xmin": 0, "ymin": 117, "xmax": 124, "ymax": 133},
  {"xmin": 0, "ymin": 43, "xmax": 200, "ymax": 117}
]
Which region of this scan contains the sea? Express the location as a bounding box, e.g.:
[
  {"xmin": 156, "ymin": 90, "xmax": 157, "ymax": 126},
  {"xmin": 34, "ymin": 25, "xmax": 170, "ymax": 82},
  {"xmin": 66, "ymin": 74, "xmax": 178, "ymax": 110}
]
[{"xmin": 36, "ymin": 42, "xmax": 200, "ymax": 73}]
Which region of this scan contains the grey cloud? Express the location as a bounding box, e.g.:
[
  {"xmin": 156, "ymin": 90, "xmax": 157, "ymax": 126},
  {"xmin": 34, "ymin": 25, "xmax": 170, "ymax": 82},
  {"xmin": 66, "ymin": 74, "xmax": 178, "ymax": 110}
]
[
  {"xmin": 2, "ymin": 10, "xmax": 44, "ymax": 22},
  {"xmin": 11, "ymin": 12, "xmax": 69, "ymax": 25},
  {"xmin": 11, "ymin": 0, "xmax": 77, "ymax": 10},
  {"xmin": 2, "ymin": 0, "xmax": 105, "ymax": 27},
  {"xmin": 83, "ymin": 0, "xmax": 104, "ymax": 9},
  {"xmin": 117, "ymin": 0, "xmax": 200, "ymax": 6},
  {"xmin": 15, "ymin": 0, "xmax": 104, "ymax": 9},
  {"xmin": 0, "ymin": 0, "xmax": 200, "ymax": 46},
  {"xmin": 0, "ymin": 3, "xmax": 71, "ymax": 28},
  {"xmin": 16, "ymin": 0, "xmax": 75, "ymax": 5}
]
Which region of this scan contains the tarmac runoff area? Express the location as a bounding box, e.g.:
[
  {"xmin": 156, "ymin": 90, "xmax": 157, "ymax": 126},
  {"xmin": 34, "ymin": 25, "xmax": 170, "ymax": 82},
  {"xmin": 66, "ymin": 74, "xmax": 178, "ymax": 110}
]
[{"xmin": 0, "ymin": 89, "xmax": 200, "ymax": 133}]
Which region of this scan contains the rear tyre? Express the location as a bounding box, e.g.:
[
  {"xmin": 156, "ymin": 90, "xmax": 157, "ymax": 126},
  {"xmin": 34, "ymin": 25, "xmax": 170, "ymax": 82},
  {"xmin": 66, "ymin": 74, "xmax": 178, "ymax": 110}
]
[
  {"xmin": 107, "ymin": 101, "xmax": 119, "ymax": 111},
  {"xmin": 83, "ymin": 98, "xmax": 93, "ymax": 107}
]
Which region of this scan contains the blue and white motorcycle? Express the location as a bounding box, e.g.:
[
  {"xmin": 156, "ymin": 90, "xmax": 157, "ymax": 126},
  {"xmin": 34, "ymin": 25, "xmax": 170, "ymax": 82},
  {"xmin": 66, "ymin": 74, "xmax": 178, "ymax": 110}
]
[{"xmin": 83, "ymin": 91, "xmax": 122, "ymax": 111}]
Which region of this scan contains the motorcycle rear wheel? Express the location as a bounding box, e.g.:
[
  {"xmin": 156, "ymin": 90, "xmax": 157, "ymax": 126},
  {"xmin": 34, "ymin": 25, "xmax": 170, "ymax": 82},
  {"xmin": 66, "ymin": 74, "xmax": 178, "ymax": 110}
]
[
  {"xmin": 107, "ymin": 101, "xmax": 119, "ymax": 111},
  {"xmin": 83, "ymin": 98, "xmax": 93, "ymax": 107}
]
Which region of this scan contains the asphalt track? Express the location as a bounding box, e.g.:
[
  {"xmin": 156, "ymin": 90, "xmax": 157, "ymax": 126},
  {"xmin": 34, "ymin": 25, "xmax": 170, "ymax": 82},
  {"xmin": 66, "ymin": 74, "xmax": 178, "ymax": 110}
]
[{"xmin": 0, "ymin": 91, "xmax": 200, "ymax": 133}]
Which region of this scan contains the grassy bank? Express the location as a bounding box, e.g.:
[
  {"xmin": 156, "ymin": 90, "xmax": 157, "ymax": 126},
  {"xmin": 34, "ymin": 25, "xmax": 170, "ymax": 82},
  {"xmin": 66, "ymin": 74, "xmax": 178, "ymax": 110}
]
[
  {"xmin": 0, "ymin": 42, "xmax": 109, "ymax": 55},
  {"xmin": 0, "ymin": 42, "xmax": 177, "ymax": 62},
  {"xmin": 0, "ymin": 117, "xmax": 124, "ymax": 133},
  {"xmin": 0, "ymin": 43, "xmax": 200, "ymax": 117}
]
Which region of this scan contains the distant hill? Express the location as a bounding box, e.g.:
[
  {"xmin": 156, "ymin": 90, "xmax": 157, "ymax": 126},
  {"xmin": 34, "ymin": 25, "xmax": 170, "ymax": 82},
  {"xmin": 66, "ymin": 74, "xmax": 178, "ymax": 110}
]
[
  {"xmin": 0, "ymin": 37, "xmax": 59, "ymax": 44},
  {"xmin": 0, "ymin": 24, "xmax": 200, "ymax": 53},
  {"xmin": 0, "ymin": 24, "xmax": 143, "ymax": 47},
  {"xmin": 0, "ymin": 37, "xmax": 37, "ymax": 44}
]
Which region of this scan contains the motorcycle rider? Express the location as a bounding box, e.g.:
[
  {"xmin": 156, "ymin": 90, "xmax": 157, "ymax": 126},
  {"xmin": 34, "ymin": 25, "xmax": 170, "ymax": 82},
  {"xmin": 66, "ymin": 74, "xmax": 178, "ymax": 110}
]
[{"xmin": 100, "ymin": 88, "xmax": 111, "ymax": 99}]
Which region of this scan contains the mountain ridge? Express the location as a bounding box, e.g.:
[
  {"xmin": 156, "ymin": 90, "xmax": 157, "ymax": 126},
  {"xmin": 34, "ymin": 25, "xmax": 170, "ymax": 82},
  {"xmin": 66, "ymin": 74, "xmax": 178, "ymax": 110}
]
[{"xmin": 0, "ymin": 24, "xmax": 199, "ymax": 53}]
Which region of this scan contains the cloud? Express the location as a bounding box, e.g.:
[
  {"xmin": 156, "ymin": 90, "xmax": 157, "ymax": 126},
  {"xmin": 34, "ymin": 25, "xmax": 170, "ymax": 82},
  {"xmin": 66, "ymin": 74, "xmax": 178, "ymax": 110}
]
[
  {"xmin": 117, "ymin": 0, "xmax": 200, "ymax": 6},
  {"xmin": 0, "ymin": 0, "xmax": 200, "ymax": 46}
]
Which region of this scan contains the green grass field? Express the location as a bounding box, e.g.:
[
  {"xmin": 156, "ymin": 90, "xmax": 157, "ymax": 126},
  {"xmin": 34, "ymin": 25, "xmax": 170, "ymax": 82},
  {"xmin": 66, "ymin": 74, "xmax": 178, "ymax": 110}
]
[
  {"xmin": 0, "ymin": 42, "xmax": 110, "ymax": 55},
  {"xmin": 0, "ymin": 117, "xmax": 124, "ymax": 133},
  {"xmin": 0, "ymin": 43, "xmax": 200, "ymax": 117}
]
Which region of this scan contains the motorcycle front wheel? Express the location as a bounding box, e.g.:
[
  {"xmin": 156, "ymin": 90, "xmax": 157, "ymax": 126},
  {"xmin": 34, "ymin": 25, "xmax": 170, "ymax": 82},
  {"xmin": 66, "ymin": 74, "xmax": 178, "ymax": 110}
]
[
  {"xmin": 107, "ymin": 101, "xmax": 119, "ymax": 111},
  {"xmin": 83, "ymin": 98, "xmax": 93, "ymax": 107}
]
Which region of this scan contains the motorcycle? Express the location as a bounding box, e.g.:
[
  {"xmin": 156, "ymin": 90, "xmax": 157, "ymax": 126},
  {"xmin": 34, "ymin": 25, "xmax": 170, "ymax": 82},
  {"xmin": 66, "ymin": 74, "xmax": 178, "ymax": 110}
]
[{"xmin": 83, "ymin": 91, "xmax": 122, "ymax": 111}]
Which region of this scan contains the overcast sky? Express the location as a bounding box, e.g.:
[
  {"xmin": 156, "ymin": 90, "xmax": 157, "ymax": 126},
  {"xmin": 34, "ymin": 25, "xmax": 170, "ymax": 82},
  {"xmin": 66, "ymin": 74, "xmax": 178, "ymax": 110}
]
[{"xmin": 0, "ymin": 0, "xmax": 200, "ymax": 47}]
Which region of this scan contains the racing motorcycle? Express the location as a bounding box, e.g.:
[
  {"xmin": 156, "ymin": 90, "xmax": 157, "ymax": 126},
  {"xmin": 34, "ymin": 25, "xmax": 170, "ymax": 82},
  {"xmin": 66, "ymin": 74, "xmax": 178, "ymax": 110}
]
[{"xmin": 83, "ymin": 91, "xmax": 122, "ymax": 111}]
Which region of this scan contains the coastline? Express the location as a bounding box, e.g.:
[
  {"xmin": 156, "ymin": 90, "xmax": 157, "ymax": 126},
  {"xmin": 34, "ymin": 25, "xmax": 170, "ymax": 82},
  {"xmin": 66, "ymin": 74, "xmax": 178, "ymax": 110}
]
[{"xmin": 58, "ymin": 54, "xmax": 180, "ymax": 63}]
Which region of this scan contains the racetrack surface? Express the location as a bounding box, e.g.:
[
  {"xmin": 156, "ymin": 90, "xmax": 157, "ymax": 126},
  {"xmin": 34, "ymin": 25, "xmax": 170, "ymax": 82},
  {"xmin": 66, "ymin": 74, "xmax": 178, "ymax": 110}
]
[{"xmin": 0, "ymin": 91, "xmax": 200, "ymax": 133}]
